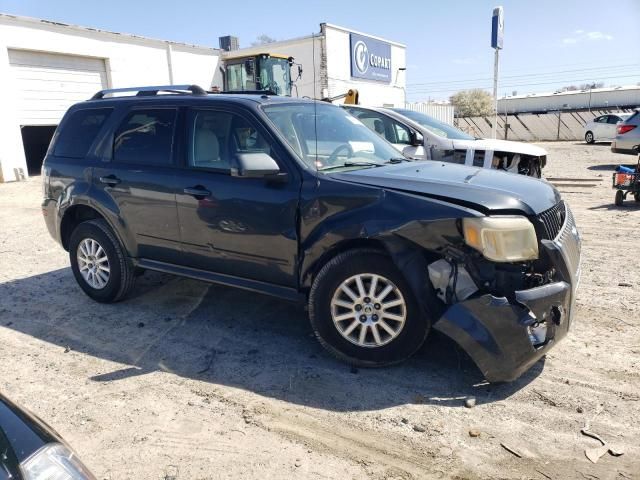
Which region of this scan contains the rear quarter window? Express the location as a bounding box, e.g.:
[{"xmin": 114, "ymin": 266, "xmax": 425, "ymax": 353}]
[{"xmin": 53, "ymin": 108, "xmax": 112, "ymax": 158}]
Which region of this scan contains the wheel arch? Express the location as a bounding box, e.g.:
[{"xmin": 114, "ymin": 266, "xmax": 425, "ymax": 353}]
[
  {"xmin": 60, "ymin": 203, "xmax": 130, "ymax": 255},
  {"xmin": 301, "ymin": 234, "xmax": 445, "ymax": 325},
  {"xmin": 301, "ymin": 237, "xmax": 389, "ymax": 291}
]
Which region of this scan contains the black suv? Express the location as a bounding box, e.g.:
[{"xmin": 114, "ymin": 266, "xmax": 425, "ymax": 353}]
[{"xmin": 42, "ymin": 85, "xmax": 581, "ymax": 382}]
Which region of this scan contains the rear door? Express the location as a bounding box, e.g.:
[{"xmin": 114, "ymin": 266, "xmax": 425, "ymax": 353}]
[
  {"xmin": 592, "ymin": 115, "xmax": 609, "ymax": 140},
  {"xmin": 175, "ymin": 107, "xmax": 300, "ymax": 286},
  {"xmin": 93, "ymin": 106, "xmax": 183, "ymax": 263},
  {"xmin": 605, "ymin": 115, "xmax": 623, "ymax": 140}
]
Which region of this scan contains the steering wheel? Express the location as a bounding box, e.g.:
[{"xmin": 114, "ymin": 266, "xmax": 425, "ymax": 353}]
[
  {"xmin": 261, "ymin": 80, "xmax": 280, "ymax": 94},
  {"xmin": 327, "ymin": 143, "xmax": 354, "ymax": 165}
]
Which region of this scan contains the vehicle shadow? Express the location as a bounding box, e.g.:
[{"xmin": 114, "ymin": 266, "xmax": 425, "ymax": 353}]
[
  {"xmin": 0, "ymin": 268, "xmax": 543, "ymax": 412},
  {"xmin": 587, "ymin": 164, "xmax": 635, "ymax": 171},
  {"xmin": 589, "ymin": 201, "xmax": 640, "ymax": 211},
  {"xmin": 572, "ymin": 142, "xmax": 611, "ymax": 147}
]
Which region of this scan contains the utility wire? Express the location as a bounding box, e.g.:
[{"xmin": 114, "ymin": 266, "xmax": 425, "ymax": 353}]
[
  {"xmin": 406, "ymin": 73, "xmax": 640, "ymax": 95},
  {"xmin": 407, "ymin": 64, "xmax": 639, "ymax": 86}
]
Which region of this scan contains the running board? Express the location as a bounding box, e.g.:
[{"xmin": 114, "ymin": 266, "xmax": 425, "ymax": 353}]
[{"xmin": 136, "ymin": 258, "xmax": 304, "ymax": 303}]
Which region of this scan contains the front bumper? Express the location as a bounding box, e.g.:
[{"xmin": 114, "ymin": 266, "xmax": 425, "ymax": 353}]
[
  {"xmin": 434, "ymin": 281, "xmax": 572, "ymax": 382},
  {"xmin": 434, "ymin": 205, "xmax": 581, "ymax": 383}
]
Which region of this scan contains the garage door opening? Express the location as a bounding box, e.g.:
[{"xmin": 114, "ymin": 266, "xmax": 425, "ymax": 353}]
[{"xmin": 21, "ymin": 125, "xmax": 57, "ymax": 175}]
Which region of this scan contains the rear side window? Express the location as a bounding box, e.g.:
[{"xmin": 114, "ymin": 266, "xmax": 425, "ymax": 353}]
[
  {"xmin": 53, "ymin": 108, "xmax": 112, "ymax": 158},
  {"xmin": 113, "ymin": 109, "xmax": 177, "ymax": 165}
]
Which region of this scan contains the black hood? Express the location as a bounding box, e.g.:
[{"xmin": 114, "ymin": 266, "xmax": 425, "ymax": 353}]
[{"xmin": 329, "ymin": 161, "xmax": 560, "ymax": 215}]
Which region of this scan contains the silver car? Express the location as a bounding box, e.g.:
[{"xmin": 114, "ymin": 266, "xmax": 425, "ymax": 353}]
[
  {"xmin": 611, "ymin": 110, "xmax": 640, "ymax": 155},
  {"xmin": 584, "ymin": 112, "xmax": 632, "ymax": 144},
  {"xmin": 343, "ymin": 105, "xmax": 547, "ymax": 177}
]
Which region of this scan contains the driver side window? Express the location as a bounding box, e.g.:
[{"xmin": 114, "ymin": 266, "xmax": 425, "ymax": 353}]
[{"xmin": 188, "ymin": 110, "xmax": 273, "ymax": 172}]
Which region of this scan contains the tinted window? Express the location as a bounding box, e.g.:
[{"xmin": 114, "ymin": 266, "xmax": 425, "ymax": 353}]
[
  {"xmin": 53, "ymin": 108, "xmax": 112, "ymax": 158},
  {"xmin": 113, "ymin": 109, "xmax": 177, "ymax": 165},
  {"xmin": 596, "ymin": 116, "xmax": 608, "ymax": 123},
  {"xmin": 607, "ymin": 116, "xmax": 622, "ymax": 124},
  {"xmin": 188, "ymin": 110, "xmax": 272, "ymax": 171}
]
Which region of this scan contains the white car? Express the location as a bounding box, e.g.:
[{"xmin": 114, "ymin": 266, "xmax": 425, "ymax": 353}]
[
  {"xmin": 584, "ymin": 113, "xmax": 632, "ymax": 144},
  {"xmin": 343, "ymin": 105, "xmax": 546, "ymax": 177}
]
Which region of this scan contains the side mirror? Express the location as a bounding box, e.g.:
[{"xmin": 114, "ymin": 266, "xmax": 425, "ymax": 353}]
[
  {"xmin": 231, "ymin": 152, "xmax": 284, "ymax": 179},
  {"xmin": 410, "ymin": 130, "xmax": 424, "ymax": 147}
]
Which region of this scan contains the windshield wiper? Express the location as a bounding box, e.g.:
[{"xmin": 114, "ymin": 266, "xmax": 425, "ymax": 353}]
[
  {"xmin": 319, "ymin": 160, "xmax": 384, "ymax": 171},
  {"xmin": 387, "ymin": 157, "xmax": 410, "ymax": 163}
]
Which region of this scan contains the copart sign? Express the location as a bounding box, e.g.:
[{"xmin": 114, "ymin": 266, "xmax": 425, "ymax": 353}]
[{"xmin": 350, "ymin": 33, "xmax": 392, "ymax": 83}]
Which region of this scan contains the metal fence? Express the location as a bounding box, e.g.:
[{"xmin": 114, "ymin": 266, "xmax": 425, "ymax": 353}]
[
  {"xmin": 404, "ymin": 103, "xmax": 455, "ymax": 125},
  {"xmin": 454, "ymin": 108, "xmax": 637, "ymax": 141}
]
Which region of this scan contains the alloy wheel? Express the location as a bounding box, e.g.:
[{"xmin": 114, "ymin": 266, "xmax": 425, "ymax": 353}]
[
  {"xmin": 330, "ymin": 273, "xmax": 407, "ymax": 348},
  {"xmin": 77, "ymin": 238, "xmax": 110, "ymax": 289}
]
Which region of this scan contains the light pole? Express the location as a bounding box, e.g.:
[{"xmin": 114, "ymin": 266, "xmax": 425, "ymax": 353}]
[
  {"xmin": 395, "ymin": 67, "xmax": 407, "ymax": 107},
  {"xmin": 491, "ymin": 6, "xmax": 504, "ymax": 139},
  {"xmin": 588, "ymin": 83, "xmax": 596, "ymax": 112}
]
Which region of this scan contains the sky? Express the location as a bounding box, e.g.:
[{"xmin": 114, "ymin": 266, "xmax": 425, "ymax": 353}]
[{"xmin": 1, "ymin": 0, "xmax": 638, "ymax": 102}]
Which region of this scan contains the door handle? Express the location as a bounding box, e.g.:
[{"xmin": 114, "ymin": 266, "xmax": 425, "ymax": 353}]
[
  {"xmin": 99, "ymin": 174, "xmax": 121, "ymax": 186},
  {"xmin": 184, "ymin": 186, "xmax": 212, "ymax": 198}
]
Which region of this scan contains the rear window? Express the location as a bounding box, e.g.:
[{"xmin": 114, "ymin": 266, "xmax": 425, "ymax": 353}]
[
  {"xmin": 53, "ymin": 108, "xmax": 112, "ymax": 158},
  {"xmin": 625, "ymin": 111, "xmax": 639, "ymax": 125}
]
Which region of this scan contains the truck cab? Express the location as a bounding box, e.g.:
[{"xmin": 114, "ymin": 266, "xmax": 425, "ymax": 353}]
[{"xmin": 223, "ymin": 53, "xmax": 293, "ymax": 96}]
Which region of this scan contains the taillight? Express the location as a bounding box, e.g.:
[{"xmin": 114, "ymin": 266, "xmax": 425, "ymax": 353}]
[{"xmin": 617, "ymin": 124, "xmax": 637, "ymax": 135}]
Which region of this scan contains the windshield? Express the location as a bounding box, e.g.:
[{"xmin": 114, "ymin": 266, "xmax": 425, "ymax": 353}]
[
  {"xmin": 393, "ymin": 108, "xmax": 475, "ymax": 140},
  {"xmin": 263, "ymin": 103, "xmax": 404, "ymax": 171},
  {"xmin": 259, "ymin": 57, "xmax": 291, "ymax": 96}
]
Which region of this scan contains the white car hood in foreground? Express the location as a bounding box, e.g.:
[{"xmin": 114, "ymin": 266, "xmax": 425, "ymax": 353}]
[{"xmin": 453, "ymin": 138, "xmax": 547, "ymax": 157}]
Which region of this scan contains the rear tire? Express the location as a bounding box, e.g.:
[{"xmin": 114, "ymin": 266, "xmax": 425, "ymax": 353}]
[
  {"xmin": 309, "ymin": 248, "xmax": 429, "ymax": 367},
  {"xmin": 634, "ymin": 193, "xmax": 640, "ymax": 203},
  {"xmin": 69, "ymin": 219, "xmax": 136, "ymax": 303},
  {"xmin": 585, "ymin": 131, "xmax": 595, "ymax": 144},
  {"xmin": 615, "ymin": 190, "xmax": 624, "ymax": 206}
]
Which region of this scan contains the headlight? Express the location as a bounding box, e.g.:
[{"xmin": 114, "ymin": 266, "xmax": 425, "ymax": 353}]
[
  {"xmin": 20, "ymin": 443, "xmax": 96, "ymax": 480},
  {"xmin": 463, "ymin": 216, "xmax": 538, "ymax": 262}
]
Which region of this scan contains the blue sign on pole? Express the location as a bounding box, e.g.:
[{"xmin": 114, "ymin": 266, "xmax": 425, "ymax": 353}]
[
  {"xmin": 350, "ymin": 33, "xmax": 392, "ymax": 83},
  {"xmin": 491, "ymin": 6, "xmax": 504, "ymax": 49}
]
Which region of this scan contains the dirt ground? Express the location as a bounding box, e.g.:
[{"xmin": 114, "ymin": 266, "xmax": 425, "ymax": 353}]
[{"xmin": 0, "ymin": 141, "xmax": 638, "ymax": 480}]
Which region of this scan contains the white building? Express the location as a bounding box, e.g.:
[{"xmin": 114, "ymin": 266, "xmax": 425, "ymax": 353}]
[
  {"xmin": 0, "ymin": 15, "xmax": 407, "ymax": 183},
  {"xmin": 222, "ymin": 24, "xmax": 406, "ymax": 107},
  {"xmin": 497, "ymin": 85, "xmax": 640, "ymax": 114}
]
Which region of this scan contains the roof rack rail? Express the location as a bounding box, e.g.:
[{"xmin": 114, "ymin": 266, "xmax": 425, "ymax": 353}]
[{"xmin": 91, "ymin": 84, "xmax": 207, "ymax": 100}]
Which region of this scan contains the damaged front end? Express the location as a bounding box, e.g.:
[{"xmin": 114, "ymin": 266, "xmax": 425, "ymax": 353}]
[
  {"xmin": 492, "ymin": 151, "xmax": 546, "ymax": 177},
  {"xmin": 427, "ymin": 202, "xmax": 581, "ymax": 382}
]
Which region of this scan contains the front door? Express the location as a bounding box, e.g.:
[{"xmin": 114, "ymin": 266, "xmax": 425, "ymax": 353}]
[
  {"xmin": 175, "ymin": 107, "xmax": 300, "ymax": 287},
  {"xmin": 94, "ymin": 107, "xmax": 182, "ymax": 263}
]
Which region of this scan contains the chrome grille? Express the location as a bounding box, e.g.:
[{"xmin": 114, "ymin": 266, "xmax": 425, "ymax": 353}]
[
  {"xmin": 538, "ymin": 201, "xmax": 567, "ymax": 240},
  {"xmin": 554, "ymin": 204, "xmax": 581, "ymax": 281}
]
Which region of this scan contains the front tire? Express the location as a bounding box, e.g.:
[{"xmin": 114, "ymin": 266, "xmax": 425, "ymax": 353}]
[
  {"xmin": 69, "ymin": 219, "xmax": 136, "ymax": 303},
  {"xmin": 585, "ymin": 131, "xmax": 595, "ymax": 144},
  {"xmin": 615, "ymin": 190, "xmax": 624, "ymax": 206},
  {"xmin": 309, "ymin": 249, "xmax": 429, "ymax": 367}
]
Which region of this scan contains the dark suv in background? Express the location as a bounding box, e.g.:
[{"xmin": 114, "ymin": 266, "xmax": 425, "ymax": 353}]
[{"xmin": 42, "ymin": 85, "xmax": 581, "ymax": 382}]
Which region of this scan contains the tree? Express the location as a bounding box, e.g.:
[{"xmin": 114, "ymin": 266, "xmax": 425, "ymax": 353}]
[
  {"xmin": 251, "ymin": 34, "xmax": 277, "ymax": 46},
  {"xmin": 560, "ymin": 82, "xmax": 605, "ymax": 92},
  {"xmin": 449, "ymin": 89, "xmax": 494, "ymax": 117}
]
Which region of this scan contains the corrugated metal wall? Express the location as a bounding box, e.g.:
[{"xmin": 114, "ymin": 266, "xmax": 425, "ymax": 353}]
[
  {"xmin": 454, "ymin": 109, "xmax": 636, "ymax": 141},
  {"xmin": 404, "ymin": 102, "xmax": 455, "ymax": 125}
]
